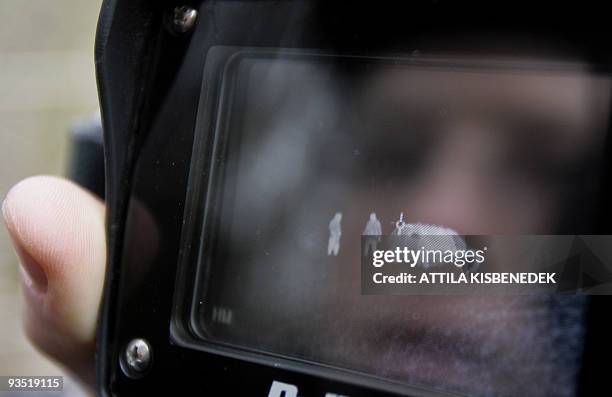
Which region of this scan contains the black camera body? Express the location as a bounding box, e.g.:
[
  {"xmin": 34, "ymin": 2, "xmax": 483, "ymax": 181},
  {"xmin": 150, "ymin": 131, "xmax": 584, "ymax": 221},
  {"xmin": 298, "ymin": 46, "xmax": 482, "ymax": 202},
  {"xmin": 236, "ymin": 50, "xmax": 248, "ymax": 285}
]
[{"xmin": 96, "ymin": 1, "xmax": 612, "ymax": 396}]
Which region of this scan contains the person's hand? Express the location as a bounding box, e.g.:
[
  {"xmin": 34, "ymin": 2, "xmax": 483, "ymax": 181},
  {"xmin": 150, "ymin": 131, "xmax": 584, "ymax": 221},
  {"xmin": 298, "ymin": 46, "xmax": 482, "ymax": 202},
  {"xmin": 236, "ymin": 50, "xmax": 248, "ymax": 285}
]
[{"xmin": 2, "ymin": 175, "xmax": 106, "ymax": 390}]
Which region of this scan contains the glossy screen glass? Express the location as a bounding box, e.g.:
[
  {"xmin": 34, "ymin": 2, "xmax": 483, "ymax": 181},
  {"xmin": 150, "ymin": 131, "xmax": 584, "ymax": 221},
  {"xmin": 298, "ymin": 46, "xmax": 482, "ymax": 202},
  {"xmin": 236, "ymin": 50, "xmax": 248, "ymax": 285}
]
[{"xmin": 192, "ymin": 53, "xmax": 611, "ymax": 396}]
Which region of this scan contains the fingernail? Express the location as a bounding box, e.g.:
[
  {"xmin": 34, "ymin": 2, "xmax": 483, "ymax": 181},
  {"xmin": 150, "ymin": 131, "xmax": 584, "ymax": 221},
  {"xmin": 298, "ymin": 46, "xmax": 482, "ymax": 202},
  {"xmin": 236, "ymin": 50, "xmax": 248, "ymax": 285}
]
[{"xmin": 2, "ymin": 197, "xmax": 48, "ymax": 294}]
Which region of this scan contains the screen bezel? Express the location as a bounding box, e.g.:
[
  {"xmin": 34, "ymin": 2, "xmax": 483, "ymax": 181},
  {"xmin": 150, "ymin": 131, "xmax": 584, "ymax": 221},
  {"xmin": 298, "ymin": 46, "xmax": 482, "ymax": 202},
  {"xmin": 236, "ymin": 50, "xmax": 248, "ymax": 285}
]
[{"xmin": 172, "ymin": 46, "xmax": 612, "ymax": 397}]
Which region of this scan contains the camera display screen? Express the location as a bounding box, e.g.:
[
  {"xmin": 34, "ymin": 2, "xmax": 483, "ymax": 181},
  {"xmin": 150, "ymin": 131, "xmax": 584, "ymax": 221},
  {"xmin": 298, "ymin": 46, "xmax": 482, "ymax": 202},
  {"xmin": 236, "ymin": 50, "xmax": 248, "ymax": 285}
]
[{"xmin": 190, "ymin": 51, "xmax": 610, "ymax": 396}]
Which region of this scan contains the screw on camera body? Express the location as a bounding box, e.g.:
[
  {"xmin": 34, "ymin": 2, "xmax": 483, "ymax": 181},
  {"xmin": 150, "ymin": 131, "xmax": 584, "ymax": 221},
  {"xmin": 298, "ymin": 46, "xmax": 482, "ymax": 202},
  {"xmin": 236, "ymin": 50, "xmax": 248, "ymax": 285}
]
[
  {"xmin": 121, "ymin": 338, "xmax": 152, "ymax": 378},
  {"xmin": 170, "ymin": 6, "xmax": 198, "ymax": 34}
]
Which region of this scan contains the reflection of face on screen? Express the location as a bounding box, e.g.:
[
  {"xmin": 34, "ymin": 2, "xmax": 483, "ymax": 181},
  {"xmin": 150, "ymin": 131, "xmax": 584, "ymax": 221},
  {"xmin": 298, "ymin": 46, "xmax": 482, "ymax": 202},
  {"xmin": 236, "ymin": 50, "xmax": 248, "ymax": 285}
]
[{"xmin": 197, "ymin": 55, "xmax": 610, "ymax": 396}]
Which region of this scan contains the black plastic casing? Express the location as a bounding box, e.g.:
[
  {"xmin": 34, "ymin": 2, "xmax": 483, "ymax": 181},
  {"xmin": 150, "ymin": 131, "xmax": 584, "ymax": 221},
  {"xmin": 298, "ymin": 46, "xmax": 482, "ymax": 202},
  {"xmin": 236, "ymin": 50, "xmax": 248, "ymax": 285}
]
[{"xmin": 95, "ymin": 1, "xmax": 612, "ymax": 396}]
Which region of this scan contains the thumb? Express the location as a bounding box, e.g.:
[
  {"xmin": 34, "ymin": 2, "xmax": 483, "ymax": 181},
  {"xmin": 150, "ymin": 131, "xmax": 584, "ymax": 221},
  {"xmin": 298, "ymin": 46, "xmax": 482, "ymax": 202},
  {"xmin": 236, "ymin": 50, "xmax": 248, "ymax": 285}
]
[{"xmin": 2, "ymin": 175, "xmax": 106, "ymax": 388}]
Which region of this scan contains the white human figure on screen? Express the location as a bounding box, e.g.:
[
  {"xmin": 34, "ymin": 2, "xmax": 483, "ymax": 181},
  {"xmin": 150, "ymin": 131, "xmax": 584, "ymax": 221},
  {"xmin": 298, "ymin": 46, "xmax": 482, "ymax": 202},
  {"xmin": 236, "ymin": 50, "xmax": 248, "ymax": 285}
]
[
  {"xmin": 392, "ymin": 212, "xmax": 407, "ymax": 235},
  {"xmin": 328, "ymin": 212, "xmax": 343, "ymax": 256},
  {"xmin": 362, "ymin": 212, "xmax": 382, "ymax": 256}
]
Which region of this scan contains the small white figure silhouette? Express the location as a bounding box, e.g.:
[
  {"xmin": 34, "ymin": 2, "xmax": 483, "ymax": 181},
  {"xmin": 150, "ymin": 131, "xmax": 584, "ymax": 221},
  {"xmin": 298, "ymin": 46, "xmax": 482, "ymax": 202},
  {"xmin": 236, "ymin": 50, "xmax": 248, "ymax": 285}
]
[
  {"xmin": 362, "ymin": 212, "xmax": 382, "ymax": 256},
  {"xmin": 392, "ymin": 212, "xmax": 408, "ymax": 235},
  {"xmin": 328, "ymin": 212, "xmax": 343, "ymax": 256}
]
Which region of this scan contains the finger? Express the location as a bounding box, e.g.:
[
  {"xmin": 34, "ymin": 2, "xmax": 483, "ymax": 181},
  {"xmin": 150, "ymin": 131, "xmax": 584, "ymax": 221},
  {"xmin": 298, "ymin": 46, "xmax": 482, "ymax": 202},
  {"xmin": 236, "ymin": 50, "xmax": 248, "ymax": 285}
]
[{"xmin": 2, "ymin": 175, "xmax": 106, "ymax": 387}]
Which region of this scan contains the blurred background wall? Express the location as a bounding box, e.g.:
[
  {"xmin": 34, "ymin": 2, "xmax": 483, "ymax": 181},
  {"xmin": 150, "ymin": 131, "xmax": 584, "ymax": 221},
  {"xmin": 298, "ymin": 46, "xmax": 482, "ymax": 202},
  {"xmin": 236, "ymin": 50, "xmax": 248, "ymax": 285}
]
[{"xmin": 0, "ymin": 0, "xmax": 102, "ymax": 391}]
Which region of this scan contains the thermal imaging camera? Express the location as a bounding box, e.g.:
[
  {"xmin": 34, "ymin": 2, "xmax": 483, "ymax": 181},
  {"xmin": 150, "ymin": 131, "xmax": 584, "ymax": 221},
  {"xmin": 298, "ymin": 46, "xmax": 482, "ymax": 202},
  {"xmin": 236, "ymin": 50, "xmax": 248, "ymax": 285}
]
[{"xmin": 96, "ymin": 1, "xmax": 612, "ymax": 396}]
